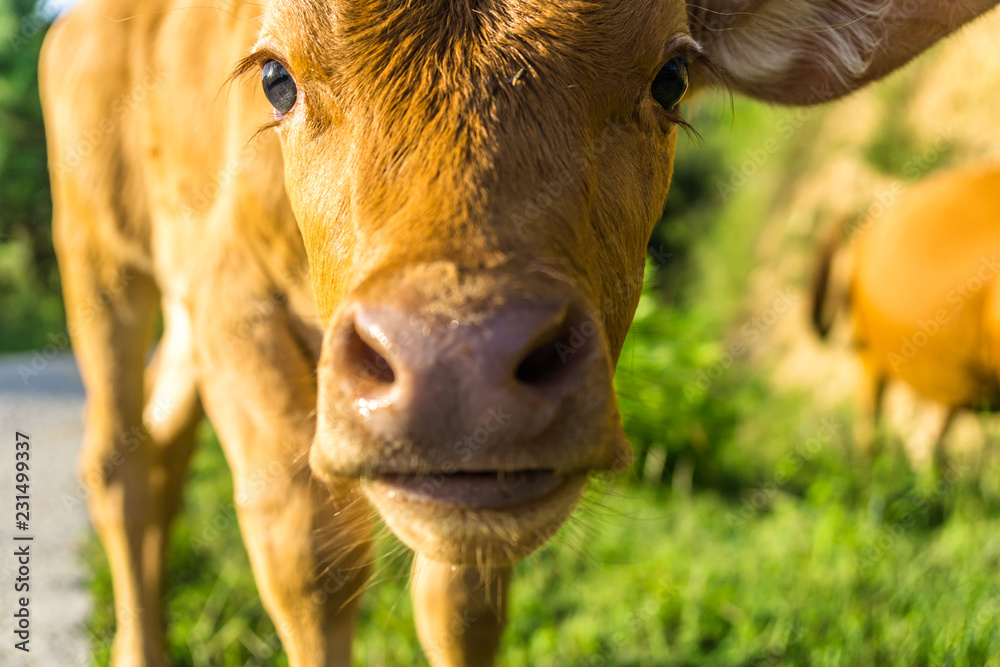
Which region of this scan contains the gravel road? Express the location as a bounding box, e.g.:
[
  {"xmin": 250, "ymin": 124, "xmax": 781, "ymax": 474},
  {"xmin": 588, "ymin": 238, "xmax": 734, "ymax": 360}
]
[{"xmin": 0, "ymin": 352, "xmax": 92, "ymax": 666}]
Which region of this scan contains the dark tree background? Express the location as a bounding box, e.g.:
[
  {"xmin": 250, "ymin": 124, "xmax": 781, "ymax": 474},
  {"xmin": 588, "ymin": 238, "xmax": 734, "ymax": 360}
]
[
  {"xmin": 0, "ymin": 0, "xmax": 60, "ymax": 350},
  {"xmin": 1, "ymin": 0, "xmax": 52, "ymax": 280}
]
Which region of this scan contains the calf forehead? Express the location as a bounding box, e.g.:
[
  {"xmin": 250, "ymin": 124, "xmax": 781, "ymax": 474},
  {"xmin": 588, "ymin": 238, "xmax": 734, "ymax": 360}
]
[
  {"xmin": 264, "ymin": 0, "xmax": 687, "ymax": 213},
  {"xmin": 264, "ymin": 0, "xmax": 687, "ymax": 93}
]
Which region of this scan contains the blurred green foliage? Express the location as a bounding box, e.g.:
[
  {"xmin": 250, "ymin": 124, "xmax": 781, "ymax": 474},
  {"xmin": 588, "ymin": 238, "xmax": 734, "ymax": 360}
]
[
  {"xmin": 861, "ymin": 76, "xmax": 955, "ymax": 180},
  {"xmin": 625, "ymin": 98, "xmax": 806, "ymax": 490},
  {"xmin": 0, "ymin": 0, "xmax": 64, "ymax": 351}
]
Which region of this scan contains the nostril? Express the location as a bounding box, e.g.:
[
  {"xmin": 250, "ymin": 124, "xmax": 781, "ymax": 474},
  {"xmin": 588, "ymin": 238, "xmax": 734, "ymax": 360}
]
[
  {"xmin": 516, "ymin": 336, "xmax": 565, "ymax": 384},
  {"xmin": 515, "ymin": 308, "xmax": 594, "ymax": 386},
  {"xmin": 346, "ymin": 324, "xmax": 395, "ymax": 385}
]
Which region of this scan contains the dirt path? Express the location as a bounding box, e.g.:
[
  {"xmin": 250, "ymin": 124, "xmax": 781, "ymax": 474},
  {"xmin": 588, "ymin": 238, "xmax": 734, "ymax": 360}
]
[{"xmin": 0, "ymin": 353, "xmax": 91, "ymax": 666}]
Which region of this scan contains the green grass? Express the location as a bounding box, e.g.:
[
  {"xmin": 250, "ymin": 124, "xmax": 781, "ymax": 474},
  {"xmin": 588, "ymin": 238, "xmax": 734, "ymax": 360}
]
[{"xmin": 85, "ymin": 415, "xmax": 1000, "ymax": 666}]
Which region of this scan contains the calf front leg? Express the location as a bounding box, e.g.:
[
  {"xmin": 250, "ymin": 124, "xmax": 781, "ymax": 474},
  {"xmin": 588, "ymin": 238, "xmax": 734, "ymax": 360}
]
[
  {"xmin": 412, "ymin": 555, "xmax": 510, "ymax": 667},
  {"xmin": 232, "ymin": 468, "xmax": 372, "ymax": 666},
  {"xmin": 195, "ymin": 284, "xmax": 371, "ymax": 666}
]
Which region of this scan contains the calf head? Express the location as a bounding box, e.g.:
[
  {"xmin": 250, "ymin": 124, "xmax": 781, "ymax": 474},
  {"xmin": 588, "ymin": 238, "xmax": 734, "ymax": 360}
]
[{"xmin": 237, "ymin": 0, "xmax": 997, "ymax": 563}]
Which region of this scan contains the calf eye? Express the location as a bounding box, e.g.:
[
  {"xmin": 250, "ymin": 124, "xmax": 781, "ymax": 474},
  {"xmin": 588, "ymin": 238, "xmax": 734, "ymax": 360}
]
[
  {"xmin": 262, "ymin": 60, "xmax": 297, "ymax": 115},
  {"xmin": 651, "ymin": 56, "xmax": 689, "ymax": 112}
]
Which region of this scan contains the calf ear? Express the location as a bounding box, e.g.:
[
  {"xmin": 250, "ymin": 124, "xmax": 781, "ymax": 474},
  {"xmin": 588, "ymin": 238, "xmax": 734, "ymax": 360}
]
[{"xmin": 688, "ymin": 1, "xmax": 999, "ymax": 104}]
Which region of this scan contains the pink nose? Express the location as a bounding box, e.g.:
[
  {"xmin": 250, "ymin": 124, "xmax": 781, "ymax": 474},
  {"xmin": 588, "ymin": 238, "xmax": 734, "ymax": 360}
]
[{"xmin": 316, "ymin": 286, "xmax": 617, "ymax": 475}]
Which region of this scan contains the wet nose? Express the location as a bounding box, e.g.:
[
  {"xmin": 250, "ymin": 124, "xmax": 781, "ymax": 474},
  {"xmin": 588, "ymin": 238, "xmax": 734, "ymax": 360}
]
[{"xmin": 322, "ymin": 293, "xmax": 611, "ymax": 470}]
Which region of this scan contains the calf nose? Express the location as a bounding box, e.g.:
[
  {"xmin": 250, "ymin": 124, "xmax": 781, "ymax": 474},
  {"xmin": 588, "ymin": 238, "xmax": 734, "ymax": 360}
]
[{"xmin": 323, "ymin": 292, "xmax": 612, "ymax": 471}]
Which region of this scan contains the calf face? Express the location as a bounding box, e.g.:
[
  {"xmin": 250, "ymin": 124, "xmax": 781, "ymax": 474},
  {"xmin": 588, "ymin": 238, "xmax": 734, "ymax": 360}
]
[
  {"xmin": 236, "ymin": 0, "xmax": 1000, "ymax": 564},
  {"xmin": 244, "ymin": 0, "xmax": 689, "ymax": 563}
]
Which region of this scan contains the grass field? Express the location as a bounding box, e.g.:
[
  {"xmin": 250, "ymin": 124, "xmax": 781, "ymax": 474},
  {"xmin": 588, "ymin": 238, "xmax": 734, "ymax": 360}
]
[{"xmin": 85, "ymin": 398, "xmax": 1000, "ymax": 666}]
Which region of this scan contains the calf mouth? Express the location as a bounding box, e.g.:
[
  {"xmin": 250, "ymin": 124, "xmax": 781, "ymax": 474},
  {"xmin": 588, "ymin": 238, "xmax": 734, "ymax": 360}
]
[
  {"xmin": 368, "ymin": 469, "xmax": 569, "ymax": 510},
  {"xmin": 362, "ymin": 468, "xmax": 588, "ymax": 564}
]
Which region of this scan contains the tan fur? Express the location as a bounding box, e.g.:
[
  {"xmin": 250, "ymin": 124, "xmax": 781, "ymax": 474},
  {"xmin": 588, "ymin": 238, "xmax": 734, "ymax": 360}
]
[
  {"xmin": 688, "ymin": 0, "xmax": 1000, "ymax": 103},
  {"xmin": 39, "ymin": 0, "xmax": 996, "ymax": 664}
]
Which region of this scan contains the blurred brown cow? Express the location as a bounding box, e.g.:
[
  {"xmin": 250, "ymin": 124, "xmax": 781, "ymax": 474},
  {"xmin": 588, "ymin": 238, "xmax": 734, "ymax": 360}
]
[
  {"xmin": 814, "ymin": 162, "xmax": 1000, "ymax": 468},
  {"xmin": 41, "ymin": 0, "xmax": 998, "ymax": 665}
]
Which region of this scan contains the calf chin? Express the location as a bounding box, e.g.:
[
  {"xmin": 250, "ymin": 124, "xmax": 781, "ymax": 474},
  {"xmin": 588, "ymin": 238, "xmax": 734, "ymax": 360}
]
[{"xmin": 364, "ymin": 472, "xmax": 588, "ymax": 564}]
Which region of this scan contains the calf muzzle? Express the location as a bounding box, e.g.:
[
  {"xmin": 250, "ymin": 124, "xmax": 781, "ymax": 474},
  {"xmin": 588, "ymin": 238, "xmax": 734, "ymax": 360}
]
[{"xmin": 310, "ymin": 262, "xmax": 626, "ymax": 562}]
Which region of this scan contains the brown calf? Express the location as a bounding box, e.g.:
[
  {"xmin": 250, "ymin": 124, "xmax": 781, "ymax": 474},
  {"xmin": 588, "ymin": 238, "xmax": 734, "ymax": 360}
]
[
  {"xmin": 40, "ymin": 1, "xmax": 997, "ymax": 665},
  {"xmin": 814, "ymin": 161, "xmax": 1000, "ymax": 468}
]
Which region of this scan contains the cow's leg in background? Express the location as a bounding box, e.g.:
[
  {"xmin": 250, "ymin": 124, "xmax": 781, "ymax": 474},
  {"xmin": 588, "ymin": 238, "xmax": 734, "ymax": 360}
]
[
  {"xmin": 854, "ymin": 353, "xmax": 888, "ymax": 458},
  {"xmin": 54, "ymin": 249, "xmax": 206, "ymax": 666},
  {"xmin": 412, "ymin": 556, "xmax": 510, "ymax": 667},
  {"xmin": 931, "ymin": 407, "xmax": 959, "ymax": 473}
]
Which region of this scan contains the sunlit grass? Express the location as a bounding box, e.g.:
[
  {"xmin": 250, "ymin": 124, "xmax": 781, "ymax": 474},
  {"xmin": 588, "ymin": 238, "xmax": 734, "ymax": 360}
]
[{"xmin": 85, "ymin": 419, "xmax": 1000, "ymax": 666}]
